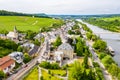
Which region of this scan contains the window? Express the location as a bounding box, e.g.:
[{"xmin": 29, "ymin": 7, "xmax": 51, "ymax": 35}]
[
  {"xmin": 4, "ymin": 68, "xmax": 6, "ymax": 70},
  {"xmin": 8, "ymin": 66, "xmax": 11, "ymax": 68}
]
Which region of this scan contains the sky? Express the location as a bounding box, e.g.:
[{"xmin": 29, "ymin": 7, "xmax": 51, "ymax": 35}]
[{"xmin": 0, "ymin": 0, "xmax": 120, "ymax": 15}]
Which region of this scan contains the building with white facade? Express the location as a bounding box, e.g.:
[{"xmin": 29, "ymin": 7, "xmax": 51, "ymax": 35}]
[{"xmin": 9, "ymin": 52, "xmax": 23, "ymax": 63}]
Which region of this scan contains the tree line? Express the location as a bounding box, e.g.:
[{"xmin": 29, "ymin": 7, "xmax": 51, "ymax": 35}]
[
  {"xmin": 0, "ymin": 10, "xmax": 50, "ymax": 18},
  {"xmin": 82, "ymin": 18, "xmax": 120, "ymax": 32}
]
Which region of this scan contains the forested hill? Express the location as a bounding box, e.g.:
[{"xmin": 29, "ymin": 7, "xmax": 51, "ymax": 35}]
[
  {"xmin": 0, "ymin": 10, "xmax": 49, "ymax": 18},
  {"xmin": 82, "ymin": 17, "xmax": 120, "ymax": 32}
]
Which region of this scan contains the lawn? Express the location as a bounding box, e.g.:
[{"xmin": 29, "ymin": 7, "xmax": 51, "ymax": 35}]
[
  {"xmin": 50, "ymin": 69, "xmax": 66, "ymax": 76},
  {"xmin": 77, "ymin": 57, "xmax": 84, "ymax": 64},
  {"xmin": 23, "ymin": 67, "xmax": 38, "ymax": 80},
  {"xmin": 23, "ymin": 67, "xmax": 63, "ymax": 80},
  {"xmin": 42, "ymin": 69, "xmax": 63, "ymax": 80},
  {"xmin": 0, "ymin": 16, "xmax": 63, "ymax": 32}
]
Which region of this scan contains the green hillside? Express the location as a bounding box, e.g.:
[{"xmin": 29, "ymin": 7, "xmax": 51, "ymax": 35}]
[
  {"xmin": 0, "ymin": 16, "xmax": 63, "ymax": 32},
  {"xmin": 82, "ymin": 16, "xmax": 120, "ymax": 32},
  {"xmin": 101, "ymin": 16, "xmax": 120, "ymax": 21}
]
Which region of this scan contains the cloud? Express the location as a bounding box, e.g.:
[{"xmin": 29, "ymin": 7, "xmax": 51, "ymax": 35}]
[{"xmin": 0, "ymin": 0, "xmax": 120, "ymax": 14}]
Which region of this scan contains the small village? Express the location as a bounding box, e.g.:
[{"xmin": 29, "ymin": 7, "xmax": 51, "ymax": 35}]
[
  {"xmin": 0, "ymin": 19, "xmax": 117, "ymax": 80},
  {"xmin": 0, "ymin": 20, "xmax": 79, "ymax": 78},
  {"xmin": 0, "ymin": 1, "xmax": 120, "ymax": 80}
]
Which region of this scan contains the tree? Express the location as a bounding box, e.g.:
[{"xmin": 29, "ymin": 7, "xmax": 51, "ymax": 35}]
[
  {"xmin": 101, "ymin": 55, "xmax": 115, "ymax": 68},
  {"xmin": 0, "ymin": 70, "xmax": 6, "ymax": 79},
  {"xmin": 50, "ymin": 63, "xmax": 60, "ymax": 69},
  {"xmin": 17, "ymin": 46, "xmax": 23, "ymax": 52},
  {"xmin": 98, "ymin": 52, "xmax": 107, "ymax": 60},
  {"xmin": 87, "ymin": 69, "xmax": 95, "ymax": 80},
  {"xmin": 82, "ymin": 54, "xmax": 89, "ymax": 68},
  {"xmin": 93, "ymin": 40, "xmax": 107, "ymax": 51},
  {"xmin": 39, "ymin": 61, "xmax": 60, "ymax": 69},
  {"xmin": 25, "ymin": 30, "xmax": 36, "ymax": 40},
  {"xmin": 91, "ymin": 34, "xmax": 98, "ymax": 41},
  {"xmin": 53, "ymin": 36, "xmax": 62, "ymax": 48},
  {"xmin": 71, "ymin": 61, "xmax": 83, "ymax": 80},
  {"xmin": 40, "ymin": 76, "xmax": 43, "ymax": 80},
  {"xmin": 68, "ymin": 30, "xmax": 75, "ymax": 35},
  {"xmin": 76, "ymin": 40, "xmax": 85, "ymax": 56},
  {"xmin": 118, "ymin": 73, "xmax": 120, "ymax": 80},
  {"xmin": 67, "ymin": 38, "xmax": 73, "ymax": 45},
  {"xmin": 33, "ymin": 39, "xmax": 40, "ymax": 46},
  {"xmin": 23, "ymin": 53, "xmax": 32, "ymax": 63},
  {"xmin": 108, "ymin": 63, "xmax": 119, "ymax": 77},
  {"xmin": 72, "ymin": 24, "xmax": 79, "ymax": 30},
  {"xmin": 39, "ymin": 61, "xmax": 51, "ymax": 69},
  {"xmin": 86, "ymin": 32, "xmax": 92, "ymax": 40},
  {"xmin": 0, "ymin": 30, "xmax": 8, "ymax": 34}
]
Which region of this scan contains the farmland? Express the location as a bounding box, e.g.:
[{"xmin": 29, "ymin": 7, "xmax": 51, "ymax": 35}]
[{"xmin": 0, "ymin": 16, "xmax": 63, "ymax": 32}]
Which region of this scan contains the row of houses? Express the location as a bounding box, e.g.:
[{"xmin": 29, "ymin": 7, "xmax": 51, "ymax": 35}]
[
  {"xmin": 0, "ymin": 27, "xmax": 40, "ymax": 74},
  {"xmin": 37, "ymin": 21, "xmax": 77, "ymax": 66}
]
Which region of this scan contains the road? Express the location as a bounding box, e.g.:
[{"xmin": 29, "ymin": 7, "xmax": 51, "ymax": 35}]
[
  {"xmin": 88, "ymin": 43, "xmax": 112, "ymax": 80},
  {"xmin": 7, "ymin": 43, "xmax": 46, "ymax": 80},
  {"xmin": 79, "ymin": 23, "xmax": 112, "ymax": 80}
]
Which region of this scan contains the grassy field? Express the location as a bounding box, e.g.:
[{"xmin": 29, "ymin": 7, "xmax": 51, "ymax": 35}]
[
  {"xmin": 23, "ymin": 67, "xmax": 38, "ymax": 80},
  {"xmin": 23, "ymin": 67, "xmax": 63, "ymax": 80},
  {"xmin": 0, "ymin": 16, "xmax": 63, "ymax": 32},
  {"xmin": 42, "ymin": 69, "xmax": 63, "ymax": 80},
  {"xmin": 50, "ymin": 69, "xmax": 66, "ymax": 76}
]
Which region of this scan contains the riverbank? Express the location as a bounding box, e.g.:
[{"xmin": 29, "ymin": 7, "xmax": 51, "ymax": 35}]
[
  {"xmin": 82, "ymin": 17, "xmax": 120, "ymax": 32},
  {"xmin": 77, "ymin": 19, "xmax": 120, "ymax": 66},
  {"xmin": 77, "ymin": 19, "xmax": 120, "ymax": 80}
]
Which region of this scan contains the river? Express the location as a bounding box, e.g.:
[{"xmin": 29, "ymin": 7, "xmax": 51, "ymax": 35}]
[{"xmin": 77, "ymin": 19, "xmax": 120, "ymax": 66}]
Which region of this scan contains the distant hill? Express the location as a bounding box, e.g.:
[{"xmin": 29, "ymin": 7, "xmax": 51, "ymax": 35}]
[
  {"xmin": 33, "ymin": 13, "xmax": 48, "ymax": 17},
  {"xmin": 0, "ymin": 10, "xmax": 49, "ymax": 18},
  {"xmin": 49, "ymin": 14, "xmax": 120, "ymax": 19},
  {"xmin": 0, "ymin": 10, "xmax": 30, "ymax": 16}
]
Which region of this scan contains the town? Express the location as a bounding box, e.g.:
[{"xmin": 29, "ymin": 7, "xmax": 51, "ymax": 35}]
[
  {"xmin": 0, "ymin": 17, "xmax": 118, "ymax": 80},
  {"xmin": 1, "ymin": 0, "xmax": 120, "ymax": 80}
]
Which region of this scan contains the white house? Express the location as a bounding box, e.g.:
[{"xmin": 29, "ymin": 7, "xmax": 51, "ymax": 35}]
[
  {"xmin": 9, "ymin": 52, "xmax": 23, "ymax": 63},
  {"xmin": 0, "ymin": 34, "xmax": 6, "ymax": 39}
]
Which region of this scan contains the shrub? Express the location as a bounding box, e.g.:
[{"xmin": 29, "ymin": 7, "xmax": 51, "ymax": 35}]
[{"xmin": 40, "ymin": 61, "xmax": 60, "ymax": 69}]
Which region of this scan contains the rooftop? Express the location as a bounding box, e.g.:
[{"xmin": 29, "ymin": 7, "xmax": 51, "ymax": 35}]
[
  {"xmin": 0, "ymin": 56, "xmax": 14, "ymax": 70},
  {"xmin": 58, "ymin": 43, "xmax": 73, "ymax": 51}
]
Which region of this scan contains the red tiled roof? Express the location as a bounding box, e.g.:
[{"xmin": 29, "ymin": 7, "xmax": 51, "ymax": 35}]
[{"xmin": 0, "ymin": 56, "xmax": 15, "ymax": 70}]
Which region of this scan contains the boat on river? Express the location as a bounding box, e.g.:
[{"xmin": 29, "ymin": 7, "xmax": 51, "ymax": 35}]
[{"xmin": 107, "ymin": 46, "xmax": 115, "ymax": 56}]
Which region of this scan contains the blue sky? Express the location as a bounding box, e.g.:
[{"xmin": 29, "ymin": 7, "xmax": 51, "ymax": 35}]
[{"xmin": 0, "ymin": 0, "xmax": 120, "ymax": 15}]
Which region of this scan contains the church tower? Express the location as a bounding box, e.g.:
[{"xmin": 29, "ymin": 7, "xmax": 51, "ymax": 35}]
[{"xmin": 14, "ymin": 26, "xmax": 18, "ymax": 39}]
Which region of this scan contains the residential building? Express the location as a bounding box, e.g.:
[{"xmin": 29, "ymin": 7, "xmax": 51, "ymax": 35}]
[
  {"xmin": 29, "ymin": 46, "xmax": 39, "ymax": 56},
  {"xmin": 0, "ymin": 56, "xmax": 15, "ymax": 74},
  {"xmin": 9, "ymin": 52, "xmax": 23, "ymax": 63},
  {"xmin": 0, "ymin": 34, "xmax": 7, "ymax": 39},
  {"xmin": 57, "ymin": 43, "xmax": 76, "ymax": 60}
]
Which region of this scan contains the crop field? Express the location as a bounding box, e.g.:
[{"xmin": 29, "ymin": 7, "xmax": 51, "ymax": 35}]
[{"xmin": 0, "ymin": 16, "xmax": 63, "ymax": 32}]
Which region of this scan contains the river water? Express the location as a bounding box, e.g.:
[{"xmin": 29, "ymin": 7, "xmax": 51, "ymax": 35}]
[{"xmin": 77, "ymin": 19, "xmax": 120, "ymax": 66}]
